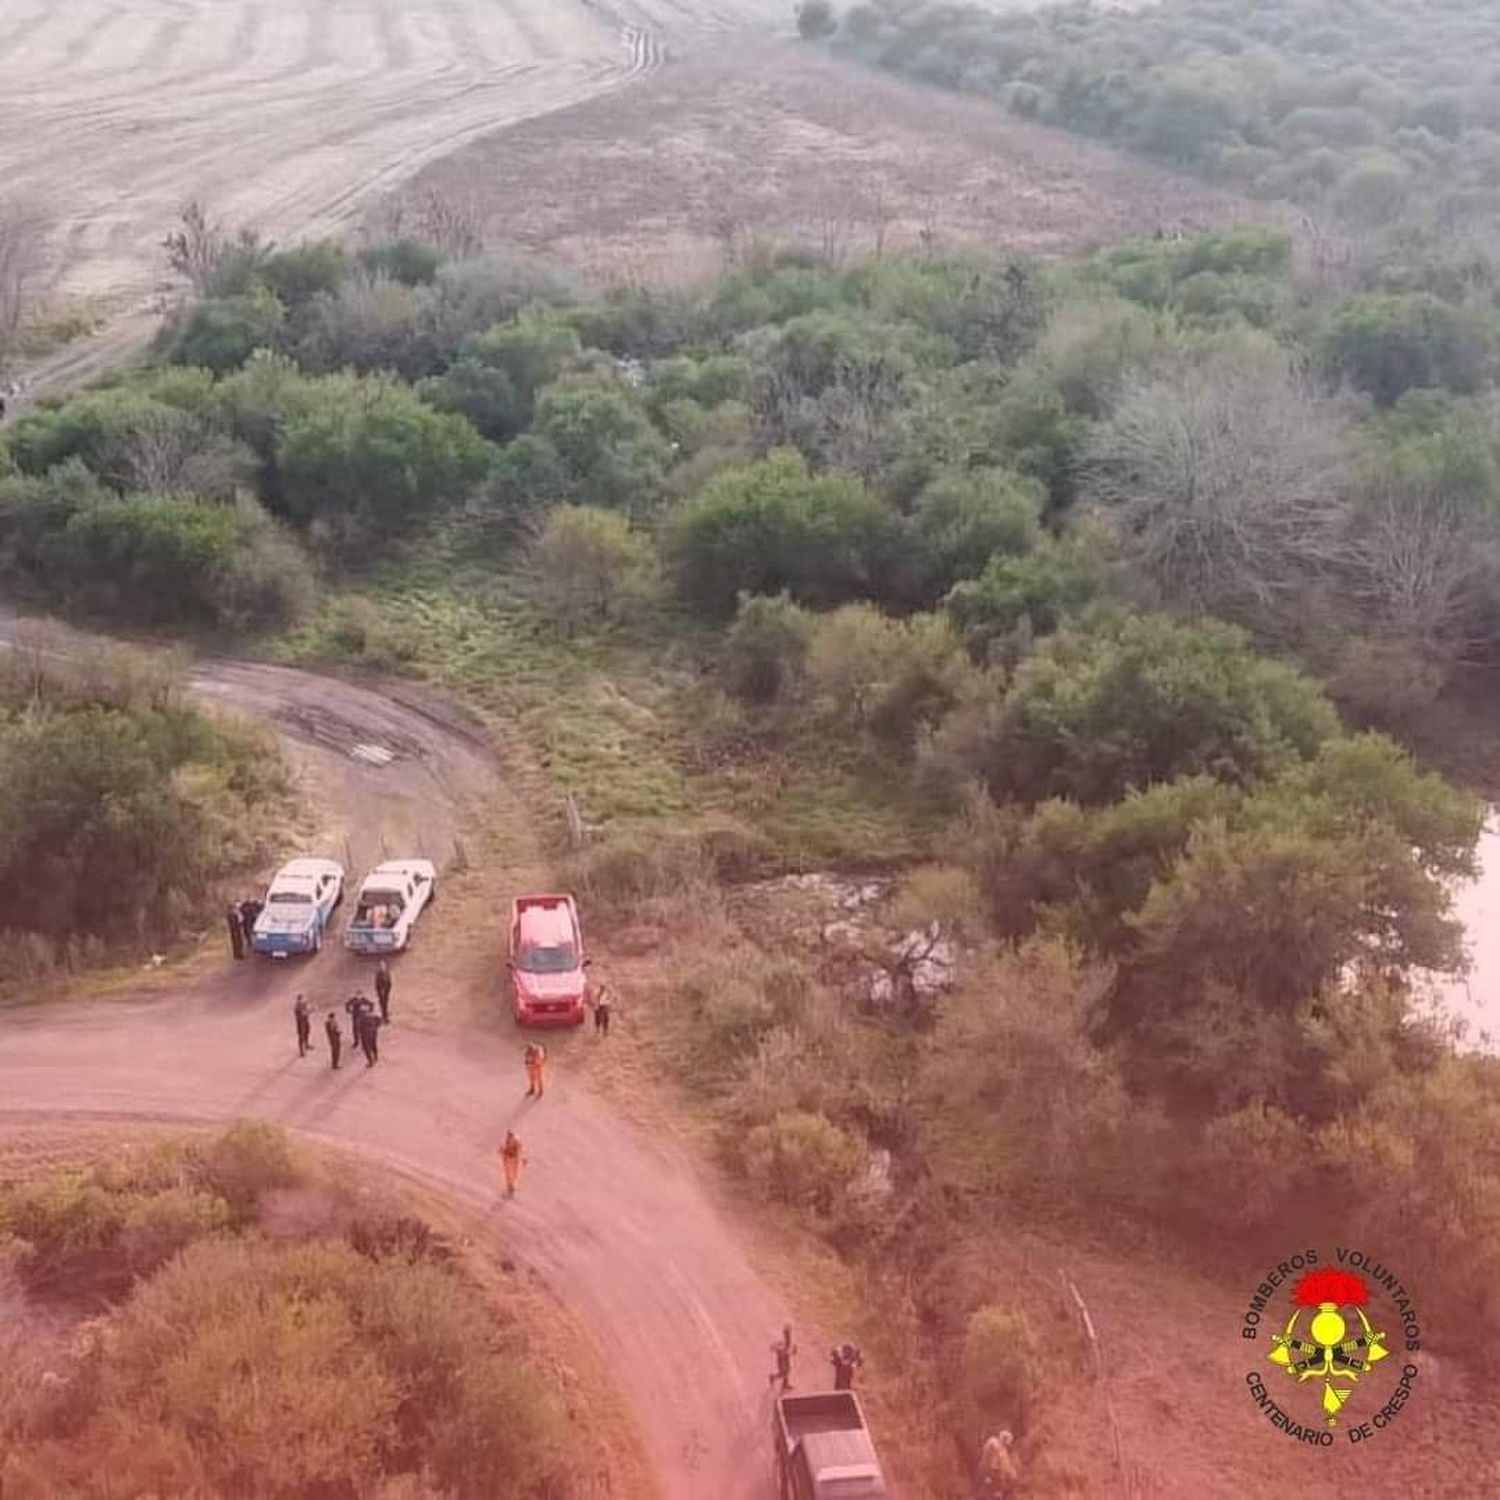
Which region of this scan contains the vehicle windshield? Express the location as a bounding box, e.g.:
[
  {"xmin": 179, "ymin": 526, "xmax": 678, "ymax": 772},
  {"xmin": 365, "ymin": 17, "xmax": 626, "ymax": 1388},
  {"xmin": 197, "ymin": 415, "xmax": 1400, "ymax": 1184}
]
[
  {"xmin": 519, "ymin": 943, "xmax": 578, "ymax": 974},
  {"xmin": 269, "ymin": 891, "xmax": 313, "ymax": 905}
]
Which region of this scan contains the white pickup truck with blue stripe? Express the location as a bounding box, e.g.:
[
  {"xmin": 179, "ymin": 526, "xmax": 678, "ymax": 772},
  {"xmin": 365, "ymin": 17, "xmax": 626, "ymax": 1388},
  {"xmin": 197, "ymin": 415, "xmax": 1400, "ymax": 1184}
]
[{"xmin": 251, "ymin": 858, "xmax": 345, "ymax": 957}]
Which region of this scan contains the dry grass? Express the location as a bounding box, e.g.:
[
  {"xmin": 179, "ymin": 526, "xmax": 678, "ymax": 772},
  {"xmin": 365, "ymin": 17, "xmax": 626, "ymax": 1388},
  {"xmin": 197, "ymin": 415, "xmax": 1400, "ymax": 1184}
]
[{"xmin": 389, "ymin": 39, "xmax": 1284, "ymax": 286}]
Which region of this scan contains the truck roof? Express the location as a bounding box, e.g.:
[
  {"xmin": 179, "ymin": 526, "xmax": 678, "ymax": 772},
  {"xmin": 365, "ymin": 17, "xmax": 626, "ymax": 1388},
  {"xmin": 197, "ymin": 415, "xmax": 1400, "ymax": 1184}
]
[
  {"xmin": 793, "ymin": 1436, "xmax": 887, "ymax": 1498},
  {"xmin": 516, "ymin": 902, "xmax": 576, "ymax": 947},
  {"xmin": 279, "ymin": 857, "xmax": 339, "ymax": 881},
  {"xmin": 361, "ymin": 860, "xmax": 431, "ymax": 886}
]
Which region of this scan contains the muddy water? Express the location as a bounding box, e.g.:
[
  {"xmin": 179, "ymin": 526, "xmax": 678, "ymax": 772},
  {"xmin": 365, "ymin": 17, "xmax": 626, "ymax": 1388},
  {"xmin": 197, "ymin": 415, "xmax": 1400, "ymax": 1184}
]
[{"xmin": 1439, "ymin": 811, "xmax": 1500, "ymax": 1049}]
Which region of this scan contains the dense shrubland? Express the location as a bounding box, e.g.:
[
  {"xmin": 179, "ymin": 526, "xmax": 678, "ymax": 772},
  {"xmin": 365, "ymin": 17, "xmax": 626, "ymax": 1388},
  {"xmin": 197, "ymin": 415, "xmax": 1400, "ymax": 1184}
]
[
  {"xmin": 8, "ymin": 218, "xmax": 1500, "ymax": 1474},
  {"xmin": 0, "ymin": 635, "xmax": 284, "ymax": 970},
  {"xmin": 0, "ymin": 1125, "xmax": 581, "ymax": 1498},
  {"xmin": 823, "ymin": 0, "xmax": 1500, "ymax": 268}
]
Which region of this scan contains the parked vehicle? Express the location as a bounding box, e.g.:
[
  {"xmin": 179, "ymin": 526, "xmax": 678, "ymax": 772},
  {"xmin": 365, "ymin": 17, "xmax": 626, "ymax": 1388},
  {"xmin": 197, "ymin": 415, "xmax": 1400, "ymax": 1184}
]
[
  {"xmin": 251, "ymin": 858, "xmax": 345, "ymax": 957},
  {"xmin": 774, "ymin": 1392, "xmax": 888, "ymax": 1500},
  {"xmin": 508, "ymin": 893, "xmax": 588, "ymax": 1026},
  {"xmin": 344, "ymin": 859, "xmax": 436, "ymax": 953}
]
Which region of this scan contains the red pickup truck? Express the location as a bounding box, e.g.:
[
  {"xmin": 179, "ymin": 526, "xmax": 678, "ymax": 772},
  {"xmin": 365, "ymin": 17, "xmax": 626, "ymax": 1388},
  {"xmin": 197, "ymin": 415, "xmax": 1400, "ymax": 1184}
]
[{"xmin": 508, "ymin": 893, "xmax": 588, "ymax": 1026}]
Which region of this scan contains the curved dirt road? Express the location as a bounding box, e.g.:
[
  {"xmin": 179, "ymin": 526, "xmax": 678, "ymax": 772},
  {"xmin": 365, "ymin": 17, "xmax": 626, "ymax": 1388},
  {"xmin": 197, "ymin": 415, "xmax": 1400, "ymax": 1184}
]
[{"xmin": 0, "ymin": 646, "xmax": 801, "ymax": 1500}]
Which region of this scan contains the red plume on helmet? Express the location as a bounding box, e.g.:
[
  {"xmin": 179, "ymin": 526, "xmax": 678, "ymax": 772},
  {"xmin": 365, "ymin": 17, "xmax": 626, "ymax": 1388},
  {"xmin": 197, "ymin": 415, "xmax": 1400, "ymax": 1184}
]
[{"xmin": 1292, "ymin": 1268, "xmax": 1369, "ymax": 1308}]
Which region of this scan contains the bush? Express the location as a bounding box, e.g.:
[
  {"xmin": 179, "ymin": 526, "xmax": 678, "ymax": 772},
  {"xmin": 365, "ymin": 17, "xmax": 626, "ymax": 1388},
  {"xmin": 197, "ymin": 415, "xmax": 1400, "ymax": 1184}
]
[
  {"xmin": 961, "ymin": 1304, "xmax": 1041, "ymax": 1430},
  {"xmin": 929, "ymin": 613, "xmax": 1339, "ymax": 807},
  {"xmin": 806, "ymin": 604, "xmax": 967, "ymax": 747},
  {"xmin": 667, "ymin": 450, "xmax": 895, "ymax": 618},
  {"xmin": 357, "ymin": 237, "xmax": 444, "ymax": 286},
  {"xmin": 1, "ymin": 485, "xmax": 314, "ymax": 632},
  {"xmin": 743, "ymin": 1110, "xmax": 863, "ymax": 1211},
  {"xmin": 529, "ymin": 504, "xmax": 657, "ymax": 631},
  {"xmin": 165, "ymin": 284, "xmax": 287, "ymax": 373},
  {"xmin": 899, "ymin": 467, "xmax": 1043, "ymax": 607},
  {"xmin": 3, "ymin": 1237, "xmax": 575, "ymax": 1500},
  {"xmin": 722, "ymin": 592, "xmax": 814, "ymax": 704},
  {"xmin": 291, "ymin": 275, "xmax": 440, "ymax": 380},
  {"xmin": 277, "ymin": 372, "xmax": 491, "ymax": 542},
  {"xmin": 1320, "ymin": 292, "xmax": 1493, "ymax": 405},
  {"xmin": 529, "ymin": 379, "xmax": 671, "ymax": 510},
  {"xmin": 943, "ymin": 527, "xmax": 1109, "ymax": 662},
  {"xmin": 797, "ymin": 0, "xmax": 837, "ymax": 41},
  {"xmin": 0, "ymin": 642, "xmax": 283, "ymax": 949}
]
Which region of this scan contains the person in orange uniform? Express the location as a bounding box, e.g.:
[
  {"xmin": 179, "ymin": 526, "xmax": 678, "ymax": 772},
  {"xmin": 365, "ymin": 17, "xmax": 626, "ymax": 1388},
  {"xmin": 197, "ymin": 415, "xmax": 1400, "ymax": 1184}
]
[
  {"xmin": 499, "ymin": 1130, "xmax": 524, "ymax": 1197},
  {"xmin": 524, "ymin": 1042, "xmax": 548, "ymax": 1098}
]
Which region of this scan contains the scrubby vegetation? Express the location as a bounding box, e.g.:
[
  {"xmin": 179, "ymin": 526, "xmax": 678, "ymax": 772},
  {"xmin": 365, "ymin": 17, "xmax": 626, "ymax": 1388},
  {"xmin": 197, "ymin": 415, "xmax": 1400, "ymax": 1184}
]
[
  {"xmin": 824, "ymin": 0, "xmax": 1500, "ymax": 265},
  {"xmin": 11, "ymin": 215, "xmax": 1500, "ymax": 1486},
  {"xmin": 0, "ymin": 1125, "xmax": 582, "ymax": 1498},
  {"xmin": 0, "ymin": 634, "xmax": 284, "ymax": 971}
]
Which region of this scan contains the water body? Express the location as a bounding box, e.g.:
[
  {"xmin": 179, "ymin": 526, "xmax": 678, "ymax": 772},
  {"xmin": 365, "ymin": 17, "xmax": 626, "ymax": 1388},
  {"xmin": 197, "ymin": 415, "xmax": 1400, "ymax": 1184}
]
[{"xmin": 1437, "ymin": 811, "xmax": 1500, "ymax": 1050}]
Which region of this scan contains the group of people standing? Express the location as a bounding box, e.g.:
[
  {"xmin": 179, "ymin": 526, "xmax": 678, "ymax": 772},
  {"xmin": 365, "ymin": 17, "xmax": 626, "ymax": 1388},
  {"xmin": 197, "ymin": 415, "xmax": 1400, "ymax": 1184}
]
[
  {"xmin": 293, "ymin": 959, "xmax": 394, "ymax": 1070},
  {"xmin": 767, "ymin": 1327, "xmax": 865, "ymax": 1393},
  {"xmin": 225, "ymin": 896, "xmax": 264, "ymax": 959}
]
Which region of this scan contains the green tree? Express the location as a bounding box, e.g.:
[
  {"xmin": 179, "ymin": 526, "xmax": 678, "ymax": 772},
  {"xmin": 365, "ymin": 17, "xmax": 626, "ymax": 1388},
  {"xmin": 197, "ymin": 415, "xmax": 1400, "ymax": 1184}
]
[
  {"xmin": 901, "ymin": 466, "xmax": 1043, "ymax": 606},
  {"xmin": 1320, "ymin": 292, "xmax": 1493, "ymax": 406},
  {"xmin": 530, "ymin": 379, "xmax": 671, "ymax": 509},
  {"xmin": 165, "ymin": 285, "xmax": 287, "ymax": 373},
  {"xmin": 277, "ymin": 373, "xmax": 491, "ymax": 541},
  {"xmin": 931, "ymin": 613, "xmax": 1339, "ymax": 807},
  {"xmin": 667, "ymin": 450, "xmax": 895, "ymax": 618}
]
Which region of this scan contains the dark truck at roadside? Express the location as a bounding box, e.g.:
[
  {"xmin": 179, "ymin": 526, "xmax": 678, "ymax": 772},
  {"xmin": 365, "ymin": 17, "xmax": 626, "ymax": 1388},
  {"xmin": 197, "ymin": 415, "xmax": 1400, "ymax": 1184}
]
[{"xmin": 774, "ymin": 1391, "xmax": 889, "ymax": 1500}]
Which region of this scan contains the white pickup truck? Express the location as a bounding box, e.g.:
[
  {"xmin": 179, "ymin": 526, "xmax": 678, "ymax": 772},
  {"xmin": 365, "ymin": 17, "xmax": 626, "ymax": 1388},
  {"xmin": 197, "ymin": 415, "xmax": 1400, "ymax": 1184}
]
[{"xmin": 343, "ymin": 859, "xmax": 436, "ymax": 954}]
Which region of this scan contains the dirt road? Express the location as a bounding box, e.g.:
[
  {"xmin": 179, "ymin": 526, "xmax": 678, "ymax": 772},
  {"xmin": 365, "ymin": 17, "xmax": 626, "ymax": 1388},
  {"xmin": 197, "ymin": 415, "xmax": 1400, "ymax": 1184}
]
[{"xmin": 0, "ymin": 636, "xmax": 806, "ymax": 1500}]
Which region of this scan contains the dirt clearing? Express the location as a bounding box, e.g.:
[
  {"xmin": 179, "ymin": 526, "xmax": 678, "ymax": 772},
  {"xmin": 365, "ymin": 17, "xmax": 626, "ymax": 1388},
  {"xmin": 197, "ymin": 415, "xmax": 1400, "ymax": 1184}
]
[{"xmin": 388, "ymin": 38, "xmax": 1282, "ymax": 281}]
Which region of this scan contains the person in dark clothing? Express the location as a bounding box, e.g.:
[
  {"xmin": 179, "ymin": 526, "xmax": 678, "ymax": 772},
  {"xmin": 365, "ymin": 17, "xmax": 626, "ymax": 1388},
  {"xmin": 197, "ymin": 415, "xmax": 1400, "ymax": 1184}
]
[
  {"xmin": 830, "ymin": 1342, "xmax": 863, "ymax": 1391},
  {"xmin": 325, "ymin": 1012, "xmax": 342, "ymax": 1069},
  {"xmin": 357, "ymin": 1009, "xmax": 382, "ymax": 1066},
  {"xmin": 345, "ymin": 991, "xmax": 373, "ymax": 1037},
  {"xmin": 374, "ymin": 960, "xmax": 393, "ymax": 1023},
  {"xmin": 239, "ymin": 897, "xmax": 263, "ymax": 949},
  {"xmin": 592, "ymin": 983, "xmax": 612, "ymax": 1036},
  {"xmin": 293, "ymin": 994, "xmax": 312, "ymax": 1056},
  {"xmin": 769, "ymin": 1325, "xmax": 797, "ymax": 1392},
  {"xmin": 226, "ymin": 903, "xmax": 245, "ymax": 960}
]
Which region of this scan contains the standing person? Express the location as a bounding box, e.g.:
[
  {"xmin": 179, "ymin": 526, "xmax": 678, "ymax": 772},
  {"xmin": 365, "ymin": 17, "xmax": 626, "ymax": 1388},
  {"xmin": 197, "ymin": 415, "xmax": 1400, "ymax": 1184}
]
[
  {"xmin": 374, "ymin": 959, "xmax": 393, "ymax": 1023},
  {"xmin": 499, "ymin": 1129, "xmax": 524, "ymax": 1197},
  {"xmin": 592, "ymin": 982, "xmax": 612, "ymax": 1037},
  {"xmin": 225, "ymin": 903, "xmax": 245, "ymax": 960},
  {"xmin": 524, "ymin": 1042, "xmax": 548, "ymax": 1098},
  {"xmin": 345, "ymin": 991, "xmax": 372, "ymax": 1039},
  {"xmin": 830, "ymin": 1342, "xmax": 863, "ymax": 1391},
  {"xmin": 769, "ymin": 1326, "xmax": 797, "ymax": 1392},
  {"xmin": 239, "ymin": 896, "xmax": 263, "ymax": 949},
  {"xmin": 356, "ymin": 1009, "xmax": 382, "ymax": 1067},
  {"xmin": 293, "ymin": 994, "xmax": 312, "ymax": 1057},
  {"xmin": 324, "ymin": 1012, "xmax": 342, "ymax": 1070},
  {"xmin": 976, "ymin": 1431, "xmax": 1020, "ymax": 1497}
]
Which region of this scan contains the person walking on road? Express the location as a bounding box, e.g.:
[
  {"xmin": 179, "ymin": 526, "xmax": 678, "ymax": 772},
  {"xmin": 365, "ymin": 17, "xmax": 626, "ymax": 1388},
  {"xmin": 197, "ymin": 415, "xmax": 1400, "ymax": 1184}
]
[
  {"xmin": 769, "ymin": 1325, "xmax": 797, "ymax": 1392},
  {"xmin": 524, "ymin": 1042, "xmax": 548, "ymax": 1098},
  {"xmin": 324, "ymin": 1012, "xmax": 342, "ymax": 1070},
  {"xmin": 830, "ymin": 1342, "xmax": 863, "ymax": 1391},
  {"xmin": 592, "ymin": 982, "xmax": 612, "ymax": 1037},
  {"xmin": 293, "ymin": 994, "xmax": 312, "ymax": 1057},
  {"xmin": 225, "ymin": 903, "xmax": 245, "ymax": 960},
  {"xmin": 499, "ymin": 1129, "xmax": 524, "ymax": 1197},
  {"xmin": 356, "ymin": 1009, "xmax": 382, "ymax": 1067},
  {"xmin": 374, "ymin": 959, "xmax": 393, "ymax": 1023}
]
